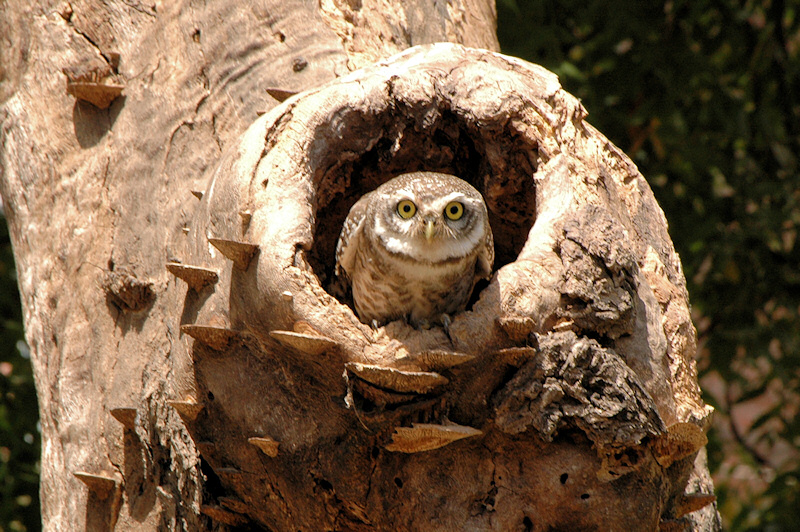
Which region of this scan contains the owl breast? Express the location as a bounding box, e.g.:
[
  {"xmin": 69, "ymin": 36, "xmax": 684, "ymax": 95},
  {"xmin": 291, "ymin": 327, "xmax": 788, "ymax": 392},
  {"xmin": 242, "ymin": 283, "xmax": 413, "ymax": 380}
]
[{"xmin": 349, "ymin": 234, "xmax": 479, "ymax": 327}]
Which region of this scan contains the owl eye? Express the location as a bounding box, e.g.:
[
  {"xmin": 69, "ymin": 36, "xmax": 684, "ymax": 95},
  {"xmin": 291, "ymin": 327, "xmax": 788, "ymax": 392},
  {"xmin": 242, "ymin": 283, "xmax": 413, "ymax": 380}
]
[
  {"xmin": 444, "ymin": 201, "xmax": 464, "ymax": 221},
  {"xmin": 396, "ymin": 199, "xmax": 417, "ymax": 219}
]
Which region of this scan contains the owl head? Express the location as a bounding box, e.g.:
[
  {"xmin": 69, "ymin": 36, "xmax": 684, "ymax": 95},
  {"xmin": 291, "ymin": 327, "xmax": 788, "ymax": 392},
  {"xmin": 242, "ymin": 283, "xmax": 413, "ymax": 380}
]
[{"xmin": 369, "ymin": 172, "xmax": 489, "ymax": 263}]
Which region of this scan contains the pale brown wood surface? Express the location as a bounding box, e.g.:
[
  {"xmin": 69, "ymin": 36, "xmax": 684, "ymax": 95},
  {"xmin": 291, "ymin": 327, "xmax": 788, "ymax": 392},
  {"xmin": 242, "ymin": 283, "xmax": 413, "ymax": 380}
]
[{"xmin": 0, "ymin": 2, "xmax": 719, "ymax": 530}]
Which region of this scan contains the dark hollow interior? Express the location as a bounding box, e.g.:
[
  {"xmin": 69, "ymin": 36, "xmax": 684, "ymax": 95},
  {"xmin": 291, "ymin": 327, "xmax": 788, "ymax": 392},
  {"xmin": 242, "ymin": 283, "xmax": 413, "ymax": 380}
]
[{"xmin": 305, "ymin": 101, "xmax": 540, "ymax": 309}]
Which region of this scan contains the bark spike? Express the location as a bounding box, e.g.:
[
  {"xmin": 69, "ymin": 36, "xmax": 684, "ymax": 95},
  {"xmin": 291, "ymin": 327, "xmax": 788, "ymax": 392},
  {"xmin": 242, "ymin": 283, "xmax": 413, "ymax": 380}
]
[
  {"xmin": 166, "ymin": 262, "xmax": 219, "ymax": 291},
  {"xmin": 73, "ymin": 471, "xmax": 119, "ymax": 499},
  {"xmin": 345, "ymin": 362, "xmax": 448, "ymax": 393},
  {"xmin": 675, "ymin": 493, "xmax": 717, "ymax": 518},
  {"xmin": 168, "ymin": 400, "xmax": 204, "ymax": 422},
  {"xmin": 269, "ymin": 330, "xmax": 337, "ymax": 355},
  {"xmin": 109, "ymin": 407, "xmax": 137, "ymax": 430},
  {"xmin": 496, "ymin": 315, "xmax": 535, "ymax": 342},
  {"xmin": 653, "ymin": 422, "xmax": 708, "ymax": 468},
  {"xmin": 412, "ymin": 350, "xmax": 475, "ymax": 371},
  {"xmin": 66, "ymin": 79, "xmax": 124, "ymax": 109},
  {"xmin": 180, "ymin": 324, "xmax": 238, "ymax": 351},
  {"xmin": 352, "ymin": 379, "xmax": 417, "ymax": 407},
  {"xmin": 208, "ymin": 237, "xmax": 258, "ymax": 270},
  {"xmin": 239, "ymin": 210, "xmax": 252, "ymax": 226},
  {"xmin": 494, "ymin": 347, "xmax": 538, "ymax": 367},
  {"xmin": 266, "ymin": 87, "xmax": 298, "ymax": 101},
  {"xmin": 248, "ymin": 436, "xmax": 280, "ymax": 457},
  {"xmin": 385, "ymin": 423, "xmax": 483, "ymax": 453}
]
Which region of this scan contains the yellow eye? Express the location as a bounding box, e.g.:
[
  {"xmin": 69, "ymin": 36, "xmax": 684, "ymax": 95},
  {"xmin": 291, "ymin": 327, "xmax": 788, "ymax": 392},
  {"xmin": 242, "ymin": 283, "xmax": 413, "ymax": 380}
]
[
  {"xmin": 397, "ymin": 200, "xmax": 417, "ymax": 219},
  {"xmin": 444, "ymin": 201, "xmax": 464, "ymax": 220}
]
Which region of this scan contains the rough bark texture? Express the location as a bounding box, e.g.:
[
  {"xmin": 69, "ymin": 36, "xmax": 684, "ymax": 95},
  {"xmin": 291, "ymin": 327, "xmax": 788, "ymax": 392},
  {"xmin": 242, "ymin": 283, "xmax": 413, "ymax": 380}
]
[{"xmin": 0, "ymin": 2, "xmax": 719, "ymax": 531}]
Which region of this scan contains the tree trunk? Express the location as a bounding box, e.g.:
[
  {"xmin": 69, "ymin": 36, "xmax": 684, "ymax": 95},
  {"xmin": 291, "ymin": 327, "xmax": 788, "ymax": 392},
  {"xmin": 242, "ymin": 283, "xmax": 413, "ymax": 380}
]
[{"xmin": 0, "ymin": 2, "xmax": 718, "ymax": 531}]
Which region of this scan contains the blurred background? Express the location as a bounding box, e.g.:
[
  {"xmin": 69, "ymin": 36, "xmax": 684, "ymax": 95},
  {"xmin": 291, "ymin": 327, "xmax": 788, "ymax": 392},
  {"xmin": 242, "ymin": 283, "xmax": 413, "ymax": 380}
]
[{"xmin": 1, "ymin": 0, "xmax": 798, "ymax": 530}]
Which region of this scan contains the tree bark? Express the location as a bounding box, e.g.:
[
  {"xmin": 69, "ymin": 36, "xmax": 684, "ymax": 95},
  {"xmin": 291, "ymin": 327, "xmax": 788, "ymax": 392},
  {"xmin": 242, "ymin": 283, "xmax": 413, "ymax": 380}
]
[{"xmin": 0, "ymin": 1, "xmax": 718, "ymax": 531}]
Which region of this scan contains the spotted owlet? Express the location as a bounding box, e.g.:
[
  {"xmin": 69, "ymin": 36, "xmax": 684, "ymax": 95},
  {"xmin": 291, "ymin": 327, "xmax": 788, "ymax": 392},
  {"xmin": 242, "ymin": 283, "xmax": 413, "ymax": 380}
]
[{"xmin": 334, "ymin": 171, "xmax": 494, "ymax": 328}]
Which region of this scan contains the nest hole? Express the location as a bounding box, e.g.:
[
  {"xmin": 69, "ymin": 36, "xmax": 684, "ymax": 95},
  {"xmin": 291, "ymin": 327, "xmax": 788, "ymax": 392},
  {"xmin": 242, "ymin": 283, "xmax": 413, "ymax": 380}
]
[{"xmin": 304, "ymin": 104, "xmax": 539, "ymax": 318}]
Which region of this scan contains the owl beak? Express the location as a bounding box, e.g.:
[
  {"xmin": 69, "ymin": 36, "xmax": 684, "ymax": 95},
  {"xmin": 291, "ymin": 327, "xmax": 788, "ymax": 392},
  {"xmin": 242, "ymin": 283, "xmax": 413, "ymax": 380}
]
[{"xmin": 424, "ymin": 219, "xmax": 436, "ymax": 241}]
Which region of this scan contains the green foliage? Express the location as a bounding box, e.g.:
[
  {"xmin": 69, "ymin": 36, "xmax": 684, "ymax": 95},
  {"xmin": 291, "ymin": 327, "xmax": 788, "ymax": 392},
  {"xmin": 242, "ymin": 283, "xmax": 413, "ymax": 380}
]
[
  {"xmin": 498, "ymin": 1, "xmax": 800, "ymax": 530},
  {"xmin": 0, "ymin": 215, "xmax": 40, "ymax": 531}
]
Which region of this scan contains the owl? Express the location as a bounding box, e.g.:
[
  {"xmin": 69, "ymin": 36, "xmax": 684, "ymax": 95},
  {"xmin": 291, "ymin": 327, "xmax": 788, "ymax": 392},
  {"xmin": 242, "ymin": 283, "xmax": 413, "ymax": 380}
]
[{"xmin": 335, "ymin": 171, "xmax": 494, "ymax": 328}]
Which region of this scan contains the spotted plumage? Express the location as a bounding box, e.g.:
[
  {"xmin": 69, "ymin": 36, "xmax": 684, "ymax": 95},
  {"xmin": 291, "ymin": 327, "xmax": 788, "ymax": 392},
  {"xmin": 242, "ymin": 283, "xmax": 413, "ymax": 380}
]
[{"xmin": 335, "ymin": 171, "xmax": 494, "ymax": 327}]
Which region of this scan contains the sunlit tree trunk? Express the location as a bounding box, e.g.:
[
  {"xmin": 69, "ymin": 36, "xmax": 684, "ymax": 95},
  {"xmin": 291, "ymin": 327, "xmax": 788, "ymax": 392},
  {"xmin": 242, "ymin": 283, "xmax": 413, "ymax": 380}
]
[{"xmin": 0, "ymin": 1, "xmax": 718, "ymax": 530}]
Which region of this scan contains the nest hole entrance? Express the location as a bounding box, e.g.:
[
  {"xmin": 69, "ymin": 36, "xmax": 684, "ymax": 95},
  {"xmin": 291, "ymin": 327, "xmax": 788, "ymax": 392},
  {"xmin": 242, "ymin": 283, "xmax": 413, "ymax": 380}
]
[{"xmin": 304, "ymin": 105, "xmax": 539, "ymax": 316}]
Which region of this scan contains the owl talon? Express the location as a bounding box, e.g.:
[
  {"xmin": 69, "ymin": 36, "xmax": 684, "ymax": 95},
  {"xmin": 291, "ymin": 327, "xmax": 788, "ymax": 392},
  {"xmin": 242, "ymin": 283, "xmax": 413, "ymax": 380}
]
[
  {"xmin": 440, "ymin": 314, "xmax": 453, "ymax": 342},
  {"xmin": 371, "ymin": 319, "xmax": 380, "ymax": 330},
  {"xmin": 417, "ymin": 319, "xmax": 432, "ymax": 330}
]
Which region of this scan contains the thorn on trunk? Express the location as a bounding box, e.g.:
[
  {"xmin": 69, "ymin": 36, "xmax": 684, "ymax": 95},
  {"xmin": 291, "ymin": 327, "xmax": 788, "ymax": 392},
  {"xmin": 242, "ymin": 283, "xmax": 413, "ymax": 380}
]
[
  {"xmin": 180, "ymin": 324, "xmax": 238, "ymax": 351},
  {"xmin": 345, "ymin": 362, "xmax": 448, "ymax": 394},
  {"xmin": 269, "ymin": 329, "xmax": 337, "ymax": 356},
  {"xmin": 674, "ymin": 493, "xmax": 716, "ymax": 518},
  {"xmin": 496, "ymin": 315, "xmax": 536, "ymax": 342},
  {"xmin": 168, "ymin": 400, "xmax": 204, "ymax": 422},
  {"xmin": 385, "ymin": 423, "xmax": 482, "ymax": 453},
  {"xmin": 248, "ymin": 436, "xmax": 280, "ymax": 457},
  {"xmin": 208, "ymin": 237, "xmax": 258, "ymax": 270},
  {"xmin": 109, "ymin": 407, "xmax": 137, "ymax": 430},
  {"xmin": 266, "ymin": 87, "xmax": 299, "ymax": 101},
  {"xmin": 166, "ymin": 262, "xmax": 219, "ymax": 291},
  {"xmin": 73, "ymin": 471, "xmax": 119, "ymax": 499}
]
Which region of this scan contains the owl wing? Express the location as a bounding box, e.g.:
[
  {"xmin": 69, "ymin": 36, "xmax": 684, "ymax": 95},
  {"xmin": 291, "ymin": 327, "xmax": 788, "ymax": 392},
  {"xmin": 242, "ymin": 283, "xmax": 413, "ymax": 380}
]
[
  {"xmin": 475, "ymin": 226, "xmax": 494, "ymax": 281},
  {"xmin": 334, "ymin": 192, "xmax": 373, "ymax": 283}
]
